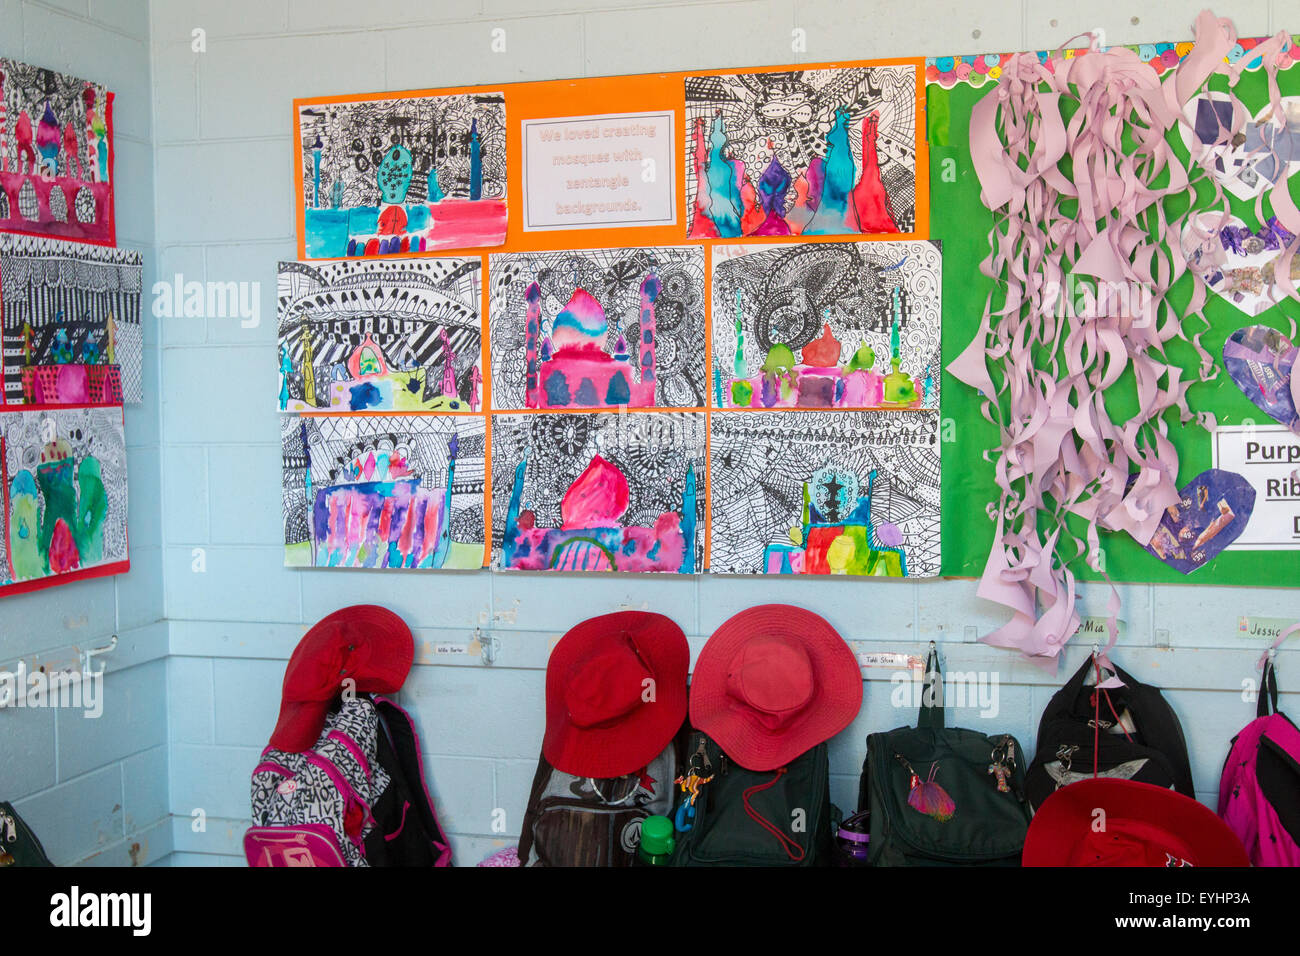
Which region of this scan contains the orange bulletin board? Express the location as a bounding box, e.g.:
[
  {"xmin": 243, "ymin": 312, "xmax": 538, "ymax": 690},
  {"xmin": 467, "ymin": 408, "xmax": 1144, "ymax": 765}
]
[{"xmin": 290, "ymin": 57, "xmax": 931, "ymax": 571}]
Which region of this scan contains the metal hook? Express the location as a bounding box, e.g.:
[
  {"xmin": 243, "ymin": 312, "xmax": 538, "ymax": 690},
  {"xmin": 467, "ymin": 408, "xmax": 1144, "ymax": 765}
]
[{"xmin": 83, "ymin": 634, "xmax": 117, "ymax": 676}]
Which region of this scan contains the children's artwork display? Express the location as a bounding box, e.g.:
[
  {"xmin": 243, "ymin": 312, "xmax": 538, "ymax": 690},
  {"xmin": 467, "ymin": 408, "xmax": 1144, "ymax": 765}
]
[
  {"xmin": 488, "ymin": 247, "xmax": 706, "ymax": 410},
  {"xmin": 685, "ymin": 64, "xmax": 919, "ymax": 238},
  {"xmin": 295, "ymin": 91, "xmax": 507, "ymax": 259},
  {"xmin": 491, "ymin": 411, "xmax": 704, "ymax": 573},
  {"xmin": 281, "ymin": 414, "xmax": 486, "ymax": 570},
  {"xmin": 0, "ymin": 58, "xmax": 115, "ymax": 245},
  {"xmin": 1, "ymin": 235, "xmax": 143, "ymax": 405},
  {"xmin": 711, "ymin": 240, "xmax": 940, "ymax": 410},
  {"xmin": 709, "ymin": 410, "xmax": 939, "ymax": 577},
  {"xmin": 0, "ymin": 405, "xmax": 128, "ymax": 595},
  {"xmin": 277, "ymin": 258, "xmax": 483, "ymax": 413}
]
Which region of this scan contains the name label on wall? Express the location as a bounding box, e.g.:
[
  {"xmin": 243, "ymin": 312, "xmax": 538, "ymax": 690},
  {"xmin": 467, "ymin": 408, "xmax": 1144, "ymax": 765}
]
[
  {"xmin": 522, "ymin": 111, "xmax": 675, "ymax": 231},
  {"xmin": 1213, "ymin": 425, "xmax": 1300, "ymax": 549},
  {"xmin": 1237, "ymin": 615, "xmax": 1296, "ymax": 641}
]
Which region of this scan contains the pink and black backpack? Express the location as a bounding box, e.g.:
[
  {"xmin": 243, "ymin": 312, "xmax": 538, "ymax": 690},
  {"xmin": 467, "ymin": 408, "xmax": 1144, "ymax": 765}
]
[
  {"xmin": 245, "ymin": 694, "xmax": 452, "ymax": 867},
  {"xmin": 1218, "ymin": 659, "xmax": 1300, "ymax": 867}
]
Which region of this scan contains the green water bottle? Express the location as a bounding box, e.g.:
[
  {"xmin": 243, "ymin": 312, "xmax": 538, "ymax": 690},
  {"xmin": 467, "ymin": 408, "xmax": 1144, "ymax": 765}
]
[{"xmin": 635, "ymin": 815, "xmax": 675, "ymax": 866}]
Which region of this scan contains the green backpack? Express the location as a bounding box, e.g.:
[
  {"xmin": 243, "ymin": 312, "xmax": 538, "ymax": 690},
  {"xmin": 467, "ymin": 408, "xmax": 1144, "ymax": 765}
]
[
  {"xmin": 670, "ymin": 731, "xmax": 834, "ymax": 867},
  {"xmin": 859, "ymin": 647, "xmax": 1031, "ymax": 866}
]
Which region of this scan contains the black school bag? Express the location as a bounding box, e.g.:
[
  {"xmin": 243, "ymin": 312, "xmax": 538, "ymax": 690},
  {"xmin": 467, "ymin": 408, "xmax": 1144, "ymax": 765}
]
[
  {"xmin": 1025, "ymin": 655, "xmax": 1194, "ymax": 811},
  {"xmin": 858, "ymin": 647, "xmax": 1031, "ymax": 866},
  {"xmin": 670, "ymin": 730, "xmax": 833, "ymax": 867}
]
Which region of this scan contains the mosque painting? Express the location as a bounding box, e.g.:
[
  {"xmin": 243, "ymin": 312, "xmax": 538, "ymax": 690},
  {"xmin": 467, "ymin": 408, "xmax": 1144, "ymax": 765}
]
[
  {"xmin": 685, "ymin": 65, "xmax": 918, "ymax": 239},
  {"xmin": 491, "ymin": 412, "xmax": 705, "ymax": 574},
  {"xmin": 709, "ymin": 409, "xmax": 940, "ymax": 577},
  {"xmin": 297, "ymin": 91, "xmax": 507, "ymax": 259},
  {"xmin": 711, "ymin": 240, "xmax": 940, "ymax": 410},
  {"xmin": 277, "ymin": 258, "xmax": 482, "ymax": 413},
  {"xmin": 489, "ymin": 247, "xmax": 707, "ymax": 410},
  {"xmin": 0, "ymin": 59, "xmax": 114, "ymax": 244},
  {"xmin": 1, "ymin": 236, "xmax": 144, "ymax": 406},
  {"xmin": 1, "ymin": 406, "xmax": 129, "ymax": 595},
  {"xmin": 281, "ymin": 414, "xmax": 486, "ymax": 571}
]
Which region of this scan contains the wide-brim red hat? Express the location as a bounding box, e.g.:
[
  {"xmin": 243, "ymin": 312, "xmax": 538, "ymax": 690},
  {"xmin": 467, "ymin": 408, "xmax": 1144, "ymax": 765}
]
[
  {"xmin": 690, "ymin": 605, "xmax": 862, "ymax": 771},
  {"xmin": 544, "ymin": 611, "xmax": 688, "ymax": 778},
  {"xmin": 1024, "ymin": 778, "xmax": 1249, "ymax": 867},
  {"xmin": 271, "ymin": 605, "xmax": 415, "ymax": 752}
]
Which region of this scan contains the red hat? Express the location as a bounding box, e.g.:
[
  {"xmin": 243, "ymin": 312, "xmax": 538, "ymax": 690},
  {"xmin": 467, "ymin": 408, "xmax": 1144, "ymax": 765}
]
[
  {"xmin": 1024, "ymin": 778, "xmax": 1249, "ymax": 867},
  {"xmin": 544, "ymin": 611, "xmax": 688, "ymax": 778},
  {"xmin": 690, "ymin": 605, "xmax": 862, "ymax": 771},
  {"xmin": 271, "ymin": 605, "xmax": 415, "ymax": 752}
]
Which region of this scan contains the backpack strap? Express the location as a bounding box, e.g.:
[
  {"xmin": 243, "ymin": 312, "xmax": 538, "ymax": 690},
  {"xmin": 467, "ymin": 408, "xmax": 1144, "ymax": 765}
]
[
  {"xmin": 1259, "ymin": 660, "xmax": 1280, "ymax": 718},
  {"xmin": 917, "ymin": 644, "xmax": 944, "ymax": 730}
]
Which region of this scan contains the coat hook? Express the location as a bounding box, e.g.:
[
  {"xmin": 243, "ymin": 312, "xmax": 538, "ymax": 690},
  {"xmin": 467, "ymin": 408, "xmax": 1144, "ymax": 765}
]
[{"xmin": 83, "ymin": 634, "xmax": 117, "ymax": 675}]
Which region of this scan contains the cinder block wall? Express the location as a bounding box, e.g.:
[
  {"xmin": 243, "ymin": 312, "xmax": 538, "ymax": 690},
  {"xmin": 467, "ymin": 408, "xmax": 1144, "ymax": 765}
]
[
  {"xmin": 0, "ymin": 0, "xmax": 167, "ymax": 866},
  {"xmin": 146, "ymin": 0, "xmax": 1299, "ymax": 865}
]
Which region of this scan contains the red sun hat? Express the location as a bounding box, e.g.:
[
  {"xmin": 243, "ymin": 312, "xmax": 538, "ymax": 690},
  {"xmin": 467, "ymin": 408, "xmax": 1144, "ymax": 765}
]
[
  {"xmin": 1024, "ymin": 778, "xmax": 1249, "ymax": 867},
  {"xmin": 271, "ymin": 605, "xmax": 415, "ymax": 753},
  {"xmin": 544, "ymin": 611, "xmax": 688, "ymax": 778},
  {"xmin": 690, "ymin": 604, "xmax": 862, "ymax": 772}
]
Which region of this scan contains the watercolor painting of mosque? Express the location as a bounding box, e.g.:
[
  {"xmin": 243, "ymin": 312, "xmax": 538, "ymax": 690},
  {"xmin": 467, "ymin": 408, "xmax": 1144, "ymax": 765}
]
[
  {"xmin": 522, "ymin": 274, "xmax": 659, "ymax": 409},
  {"xmin": 282, "ymin": 414, "xmax": 486, "ymax": 571},
  {"xmin": 277, "ymin": 258, "xmax": 483, "ymax": 413},
  {"xmin": 0, "ymin": 58, "xmax": 115, "ymax": 244},
  {"xmin": 711, "ymin": 240, "xmax": 942, "ymax": 411},
  {"xmin": 685, "ymin": 65, "xmax": 918, "ymax": 239},
  {"xmin": 296, "ymin": 91, "xmax": 507, "ymax": 259}
]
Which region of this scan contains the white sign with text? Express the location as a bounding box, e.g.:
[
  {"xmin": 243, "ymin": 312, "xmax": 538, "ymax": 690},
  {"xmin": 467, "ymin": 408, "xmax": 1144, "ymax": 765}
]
[
  {"xmin": 522, "ymin": 111, "xmax": 675, "ymax": 231},
  {"xmin": 1212, "ymin": 424, "xmax": 1300, "ymax": 549}
]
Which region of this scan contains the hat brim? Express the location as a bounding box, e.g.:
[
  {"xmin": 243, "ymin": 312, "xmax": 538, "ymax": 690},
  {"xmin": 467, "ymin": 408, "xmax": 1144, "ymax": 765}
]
[
  {"xmin": 690, "ymin": 604, "xmax": 862, "ymax": 771},
  {"xmin": 544, "ymin": 611, "xmax": 689, "ymax": 778},
  {"xmin": 1024, "ymin": 778, "xmax": 1249, "ymax": 867},
  {"xmin": 272, "ymin": 605, "xmax": 415, "ymax": 753}
]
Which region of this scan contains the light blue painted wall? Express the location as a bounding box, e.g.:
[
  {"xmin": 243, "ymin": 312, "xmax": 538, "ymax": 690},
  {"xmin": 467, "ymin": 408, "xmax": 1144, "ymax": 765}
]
[
  {"xmin": 139, "ymin": 0, "xmax": 1300, "ymax": 866},
  {"xmin": 0, "ymin": 0, "xmax": 168, "ymax": 866}
]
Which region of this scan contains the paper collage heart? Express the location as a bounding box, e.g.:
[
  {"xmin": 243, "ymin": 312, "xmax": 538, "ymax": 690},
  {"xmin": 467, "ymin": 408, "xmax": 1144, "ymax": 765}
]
[
  {"xmin": 1180, "ymin": 93, "xmax": 1300, "ymax": 202},
  {"xmin": 1223, "ymin": 324, "xmax": 1300, "ymax": 429},
  {"xmin": 1138, "ymin": 469, "xmax": 1256, "ymax": 574},
  {"xmin": 1182, "ymin": 212, "xmax": 1299, "ymax": 316}
]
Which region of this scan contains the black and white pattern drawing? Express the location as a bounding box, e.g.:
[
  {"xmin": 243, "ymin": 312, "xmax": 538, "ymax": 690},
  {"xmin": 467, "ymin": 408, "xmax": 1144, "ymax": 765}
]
[
  {"xmin": 0, "ymin": 235, "xmax": 142, "ymax": 403},
  {"xmin": 488, "ymin": 247, "xmax": 707, "ymax": 410},
  {"xmin": 708, "ymin": 409, "xmax": 940, "ymax": 576},
  {"xmin": 711, "ymin": 239, "xmax": 941, "ymax": 408},
  {"xmin": 276, "ymin": 257, "xmax": 482, "ymax": 412}
]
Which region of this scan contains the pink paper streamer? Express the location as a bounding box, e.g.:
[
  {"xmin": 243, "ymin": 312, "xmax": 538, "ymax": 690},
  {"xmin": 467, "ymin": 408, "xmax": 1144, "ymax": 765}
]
[{"xmin": 951, "ymin": 12, "xmax": 1296, "ymax": 668}]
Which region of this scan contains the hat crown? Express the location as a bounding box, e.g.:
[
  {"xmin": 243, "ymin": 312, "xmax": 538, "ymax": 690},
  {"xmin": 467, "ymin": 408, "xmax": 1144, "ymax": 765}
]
[
  {"xmin": 728, "ymin": 634, "xmax": 814, "ymax": 717},
  {"xmin": 565, "ymin": 642, "xmax": 649, "ymax": 729},
  {"xmin": 288, "ymin": 623, "xmax": 371, "ymax": 701}
]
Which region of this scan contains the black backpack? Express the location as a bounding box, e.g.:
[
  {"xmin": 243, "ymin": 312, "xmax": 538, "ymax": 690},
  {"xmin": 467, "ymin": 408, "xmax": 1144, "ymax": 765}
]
[
  {"xmin": 1025, "ymin": 655, "xmax": 1195, "ymax": 811},
  {"xmin": 670, "ymin": 730, "xmax": 833, "ymax": 867},
  {"xmin": 367, "ymin": 695, "xmax": 453, "ymax": 866},
  {"xmin": 858, "ymin": 647, "xmax": 1031, "ymax": 866},
  {"xmin": 517, "ymin": 744, "xmax": 677, "ymax": 866}
]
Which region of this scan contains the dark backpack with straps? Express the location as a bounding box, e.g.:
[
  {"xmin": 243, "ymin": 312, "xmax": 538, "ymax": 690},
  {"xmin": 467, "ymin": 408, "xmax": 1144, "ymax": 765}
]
[
  {"xmin": 1025, "ymin": 655, "xmax": 1194, "ymax": 812},
  {"xmin": 858, "ymin": 647, "xmax": 1031, "ymax": 866},
  {"xmin": 670, "ymin": 730, "xmax": 833, "ymax": 867}
]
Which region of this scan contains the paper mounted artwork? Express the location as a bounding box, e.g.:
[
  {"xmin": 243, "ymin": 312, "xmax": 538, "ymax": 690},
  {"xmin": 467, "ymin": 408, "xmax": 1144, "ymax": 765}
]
[
  {"xmin": 1, "ymin": 405, "xmax": 128, "ymax": 595},
  {"xmin": 282, "ymin": 414, "xmax": 486, "ymax": 570},
  {"xmin": 297, "ymin": 91, "xmax": 507, "ymax": 259},
  {"xmin": 709, "ymin": 410, "xmax": 939, "ymax": 577},
  {"xmin": 488, "ymin": 247, "xmax": 706, "ymax": 411},
  {"xmin": 711, "ymin": 239, "xmax": 940, "ymax": 410},
  {"xmin": 277, "ymin": 258, "xmax": 483, "ymax": 413},
  {"xmin": 1223, "ymin": 324, "xmax": 1299, "ymax": 429},
  {"xmin": 1, "ymin": 235, "xmax": 143, "ymax": 406},
  {"xmin": 0, "ymin": 58, "xmax": 115, "ymax": 244},
  {"xmin": 1179, "ymin": 92, "xmax": 1300, "ymax": 201},
  {"xmin": 685, "ymin": 65, "xmax": 918, "ymax": 238},
  {"xmin": 491, "ymin": 412, "xmax": 704, "ymax": 573},
  {"xmin": 1139, "ymin": 469, "xmax": 1256, "ymax": 574}
]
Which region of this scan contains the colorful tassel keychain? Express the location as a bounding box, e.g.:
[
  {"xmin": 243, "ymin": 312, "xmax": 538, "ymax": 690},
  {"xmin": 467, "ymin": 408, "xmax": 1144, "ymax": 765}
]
[{"xmin": 897, "ymin": 755, "xmax": 956, "ymax": 822}]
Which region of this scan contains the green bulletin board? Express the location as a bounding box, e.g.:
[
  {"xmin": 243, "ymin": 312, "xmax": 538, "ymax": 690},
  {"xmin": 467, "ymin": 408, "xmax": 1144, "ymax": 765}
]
[{"xmin": 929, "ymin": 47, "xmax": 1300, "ymax": 586}]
